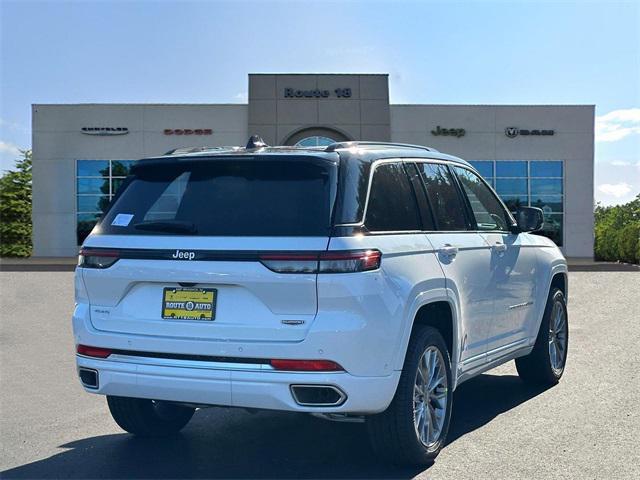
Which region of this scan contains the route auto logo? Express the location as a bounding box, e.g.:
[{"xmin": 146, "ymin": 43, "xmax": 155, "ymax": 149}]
[{"xmin": 164, "ymin": 129, "xmax": 213, "ymax": 135}]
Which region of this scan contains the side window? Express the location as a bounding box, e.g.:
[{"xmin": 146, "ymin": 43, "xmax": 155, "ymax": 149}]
[
  {"xmin": 417, "ymin": 163, "xmax": 468, "ymax": 231},
  {"xmin": 405, "ymin": 163, "xmax": 435, "ymax": 231},
  {"xmin": 452, "ymin": 166, "xmax": 512, "ymax": 231},
  {"xmin": 365, "ymin": 163, "xmax": 421, "ymax": 232}
]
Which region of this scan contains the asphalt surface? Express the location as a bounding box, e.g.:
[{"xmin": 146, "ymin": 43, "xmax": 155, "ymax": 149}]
[{"xmin": 1, "ymin": 271, "xmax": 639, "ymax": 479}]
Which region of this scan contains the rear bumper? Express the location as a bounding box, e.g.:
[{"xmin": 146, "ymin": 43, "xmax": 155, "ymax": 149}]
[{"xmin": 76, "ymin": 354, "xmax": 400, "ymax": 414}]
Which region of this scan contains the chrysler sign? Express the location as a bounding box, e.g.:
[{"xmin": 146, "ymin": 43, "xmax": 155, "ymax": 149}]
[
  {"xmin": 505, "ymin": 127, "xmax": 554, "ymax": 138},
  {"xmin": 81, "ymin": 127, "xmax": 129, "ymax": 136}
]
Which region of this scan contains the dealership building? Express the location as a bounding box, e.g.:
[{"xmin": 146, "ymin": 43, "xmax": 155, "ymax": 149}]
[{"xmin": 32, "ymin": 73, "xmax": 595, "ymax": 258}]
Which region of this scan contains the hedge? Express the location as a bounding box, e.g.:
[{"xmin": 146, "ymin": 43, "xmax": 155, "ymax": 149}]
[{"xmin": 594, "ymin": 194, "xmax": 640, "ymax": 264}]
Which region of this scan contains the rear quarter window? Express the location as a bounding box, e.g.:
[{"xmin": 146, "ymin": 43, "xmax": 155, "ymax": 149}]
[{"xmin": 364, "ymin": 162, "xmax": 421, "ymax": 232}]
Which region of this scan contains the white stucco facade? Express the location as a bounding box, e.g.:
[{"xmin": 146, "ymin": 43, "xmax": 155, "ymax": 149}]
[
  {"xmin": 390, "ymin": 104, "xmax": 594, "ymax": 257},
  {"xmin": 31, "ymin": 74, "xmax": 594, "ymax": 258}
]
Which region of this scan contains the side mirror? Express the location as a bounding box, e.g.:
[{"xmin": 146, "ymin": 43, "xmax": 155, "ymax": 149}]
[{"xmin": 514, "ymin": 207, "xmax": 544, "ymax": 233}]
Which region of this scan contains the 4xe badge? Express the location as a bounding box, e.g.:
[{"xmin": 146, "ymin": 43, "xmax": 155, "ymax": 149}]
[
  {"xmin": 172, "ymin": 250, "xmax": 196, "ymax": 260},
  {"xmin": 505, "ymin": 127, "xmax": 554, "ymax": 138}
]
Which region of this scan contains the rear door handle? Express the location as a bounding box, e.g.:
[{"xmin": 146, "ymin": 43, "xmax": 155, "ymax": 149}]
[
  {"xmin": 439, "ymin": 244, "xmax": 459, "ymax": 257},
  {"xmin": 493, "ymin": 241, "xmax": 508, "ymax": 253}
]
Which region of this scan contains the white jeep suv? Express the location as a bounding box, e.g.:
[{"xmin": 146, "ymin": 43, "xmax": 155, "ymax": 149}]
[{"xmin": 73, "ymin": 138, "xmax": 568, "ymax": 465}]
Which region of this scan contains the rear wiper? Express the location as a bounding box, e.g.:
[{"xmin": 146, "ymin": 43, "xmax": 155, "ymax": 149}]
[{"xmin": 133, "ymin": 220, "xmax": 197, "ymax": 234}]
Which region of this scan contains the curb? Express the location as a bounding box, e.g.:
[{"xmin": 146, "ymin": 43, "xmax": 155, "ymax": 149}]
[{"xmin": 569, "ymin": 263, "xmax": 639, "ymax": 272}]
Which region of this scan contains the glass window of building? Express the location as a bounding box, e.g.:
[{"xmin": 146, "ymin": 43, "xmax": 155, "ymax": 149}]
[
  {"xmin": 468, "ymin": 160, "xmax": 564, "ymax": 246},
  {"xmin": 495, "ymin": 161, "xmax": 527, "ymax": 178},
  {"xmin": 469, "ymin": 161, "xmax": 494, "ymax": 185},
  {"xmin": 76, "ymin": 160, "xmax": 135, "ymax": 244},
  {"xmin": 295, "ymin": 136, "xmax": 336, "ymax": 147},
  {"xmin": 452, "ymin": 166, "xmax": 511, "ymax": 231}
]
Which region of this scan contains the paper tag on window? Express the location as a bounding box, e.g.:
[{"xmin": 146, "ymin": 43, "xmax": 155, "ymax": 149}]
[{"xmin": 111, "ymin": 213, "xmax": 134, "ymax": 227}]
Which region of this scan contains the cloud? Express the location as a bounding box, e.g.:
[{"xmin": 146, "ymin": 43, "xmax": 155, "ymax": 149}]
[
  {"xmin": 595, "ymin": 108, "xmax": 640, "ymax": 142},
  {"xmin": 609, "ymin": 160, "xmax": 640, "ymax": 172},
  {"xmin": 597, "ymin": 182, "xmax": 633, "ymax": 198},
  {"xmin": 0, "ymin": 140, "xmax": 21, "ymax": 157}
]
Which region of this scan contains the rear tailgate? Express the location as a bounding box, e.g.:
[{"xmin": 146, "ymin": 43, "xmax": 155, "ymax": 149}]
[
  {"xmin": 79, "ymin": 154, "xmax": 337, "ymax": 344},
  {"xmin": 81, "ymin": 236, "xmax": 327, "ymax": 342}
]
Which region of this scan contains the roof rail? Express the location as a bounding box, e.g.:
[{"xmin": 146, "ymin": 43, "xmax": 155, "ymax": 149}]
[
  {"xmin": 164, "ymin": 136, "xmax": 269, "ymax": 156},
  {"xmin": 324, "ymin": 141, "xmax": 439, "ymax": 153},
  {"xmin": 163, "ymin": 146, "xmax": 242, "ymax": 156}
]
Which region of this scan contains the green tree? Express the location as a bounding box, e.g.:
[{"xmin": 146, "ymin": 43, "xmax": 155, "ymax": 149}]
[
  {"xmin": 0, "ymin": 149, "xmax": 32, "ymax": 257},
  {"xmin": 594, "ymin": 194, "xmax": 640, "ymax": 264}
]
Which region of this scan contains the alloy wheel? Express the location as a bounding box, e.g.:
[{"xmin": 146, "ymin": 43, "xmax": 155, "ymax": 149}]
[
  {"xmin": 413, "ymin": 346, "xmax": 448, "ymax": 447},
  {"xmin": 548, "ymin": 300, "xmax": 568, "ymax": 374}
]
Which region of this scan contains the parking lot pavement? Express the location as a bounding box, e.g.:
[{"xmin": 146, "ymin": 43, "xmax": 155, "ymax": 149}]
[{"xmin": 1, "ymin": 271, "xmax": 639, "ymax": 479}]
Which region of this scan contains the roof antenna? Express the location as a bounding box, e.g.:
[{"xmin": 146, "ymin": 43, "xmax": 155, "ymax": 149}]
[{"xmin": 246, "ymin": 135, "xmax": 268, "ymax": 149}]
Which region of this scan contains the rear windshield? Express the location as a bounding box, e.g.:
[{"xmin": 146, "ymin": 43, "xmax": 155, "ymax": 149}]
[{"xmin": 97, "ymin": 157, "xmax": 337, "ymax": 237}]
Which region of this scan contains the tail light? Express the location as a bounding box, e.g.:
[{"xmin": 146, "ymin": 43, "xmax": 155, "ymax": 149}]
[
  {"xmin": 270, "ymin": 359, "xmax": 344, "ymax": 371},
  {"xmin": 78, "ymin": 248, "xmax": 120, "ymax": 269},
  {"xmin": 257, "ymin": 253, "xmax": 319, "ymax": 274},
  {"xmin": 317, "ymin": 250, "xmax": 382, "ymax": 273},
  {"xmin": 77, "ymin": 344, "xmax": 112, "ymax": 358},
  {"xmin": 260, "ymin": 249, "xmax": 381, "ymax": 274}
]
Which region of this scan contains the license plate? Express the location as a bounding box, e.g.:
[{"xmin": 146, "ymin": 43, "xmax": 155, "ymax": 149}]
[{"xmin": 162, "ymin": 287, "xmax": 217, "ymax": 320}]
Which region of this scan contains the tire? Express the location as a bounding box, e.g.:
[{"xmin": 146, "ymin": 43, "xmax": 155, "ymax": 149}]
[
  {"xmin": 107, "ymin": 396, "xmax": 195, "ymax": 436},
  {"xmin": 516, "ymin": 288, "xmax": 568, "ymax": 386},
  {"xmin": 367, "ymin": 326, "xmax": 453, "ymax": 465}
]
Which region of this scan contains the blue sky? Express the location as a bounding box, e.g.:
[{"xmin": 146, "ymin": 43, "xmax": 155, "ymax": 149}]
[{"xmin": 1, "ymin": 0, "xmax": 638, "ymax": 205}]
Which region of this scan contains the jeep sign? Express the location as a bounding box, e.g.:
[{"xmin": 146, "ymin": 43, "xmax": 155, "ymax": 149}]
[{"xmin": 431, "ymin": 126, "xmax": 466, "ymax": 138}]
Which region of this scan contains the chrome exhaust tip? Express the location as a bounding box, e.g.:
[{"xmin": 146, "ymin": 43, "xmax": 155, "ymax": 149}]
[
  {"xmin": 290, "ymin": 385, "xmax": 346, "ymax": 407},
  {"xmin": 78, "ymin": 367, "xmax": 99, "ymax": 389}
]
